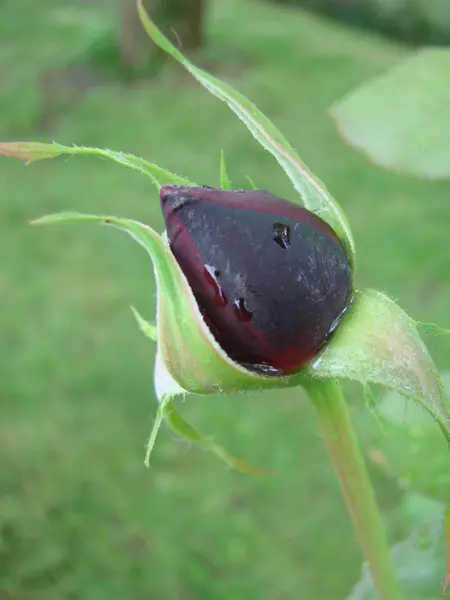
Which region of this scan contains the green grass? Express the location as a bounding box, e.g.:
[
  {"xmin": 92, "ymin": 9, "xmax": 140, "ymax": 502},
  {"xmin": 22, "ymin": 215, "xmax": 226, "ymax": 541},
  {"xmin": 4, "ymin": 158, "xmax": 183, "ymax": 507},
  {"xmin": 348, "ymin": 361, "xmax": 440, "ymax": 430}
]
[{"xmin": 1, "ymin": 1, "xmax": 450, "ymax": 598}]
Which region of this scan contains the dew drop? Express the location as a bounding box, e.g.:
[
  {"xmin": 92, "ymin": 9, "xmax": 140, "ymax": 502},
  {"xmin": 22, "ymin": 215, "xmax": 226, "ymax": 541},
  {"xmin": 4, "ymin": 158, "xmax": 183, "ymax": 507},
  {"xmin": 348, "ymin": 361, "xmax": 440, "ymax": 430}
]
[
  {"xmin": 273, "ymin": 222, "xmax": 291, "ymax": 249},
  {"xmin": 233, "ymin": 297, "xmax": 253, "ymax": 322},
  {"xmin": 327, "ymin": 296, "xmax": 354, "ymax": 336},
  {"xmin": 242, "ymin": 362, "xmax": 283, "ymax": 377},
  {"xmin": 204, "ymin": 265, "xmax": 227, "ymax": 307}
]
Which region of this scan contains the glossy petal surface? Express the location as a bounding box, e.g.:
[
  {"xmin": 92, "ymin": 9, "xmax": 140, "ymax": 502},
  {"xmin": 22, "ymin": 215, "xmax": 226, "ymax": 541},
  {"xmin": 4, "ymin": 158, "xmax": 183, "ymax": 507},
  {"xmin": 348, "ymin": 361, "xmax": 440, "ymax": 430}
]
[{"xmin": 161, "ymin": 186, "xmax": 353, "ymax": 375}]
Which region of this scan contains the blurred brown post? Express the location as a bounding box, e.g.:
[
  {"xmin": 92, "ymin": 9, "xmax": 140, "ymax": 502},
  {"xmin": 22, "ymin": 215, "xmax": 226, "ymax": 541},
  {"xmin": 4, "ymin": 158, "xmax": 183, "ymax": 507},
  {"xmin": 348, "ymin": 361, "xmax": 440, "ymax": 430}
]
[{"xmin": 120, "ymin": 0, "xmax": 206, "ymax": 71}]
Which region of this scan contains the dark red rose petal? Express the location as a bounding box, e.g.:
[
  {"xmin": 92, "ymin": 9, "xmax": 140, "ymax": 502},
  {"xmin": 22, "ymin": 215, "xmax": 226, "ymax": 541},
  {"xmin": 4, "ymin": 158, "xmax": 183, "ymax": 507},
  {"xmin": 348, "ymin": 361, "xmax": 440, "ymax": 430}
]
[{"xmin": 160, "ymin": 185, "xmax": 353, "ymax": 376}]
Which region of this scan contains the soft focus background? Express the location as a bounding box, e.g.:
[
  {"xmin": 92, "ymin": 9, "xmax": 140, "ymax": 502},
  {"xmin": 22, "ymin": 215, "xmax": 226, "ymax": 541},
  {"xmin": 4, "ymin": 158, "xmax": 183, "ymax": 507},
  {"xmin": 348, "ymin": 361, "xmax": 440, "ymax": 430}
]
[{"xmin": 1, "ymin": 0, "xmax": 450, "ymax": 598}]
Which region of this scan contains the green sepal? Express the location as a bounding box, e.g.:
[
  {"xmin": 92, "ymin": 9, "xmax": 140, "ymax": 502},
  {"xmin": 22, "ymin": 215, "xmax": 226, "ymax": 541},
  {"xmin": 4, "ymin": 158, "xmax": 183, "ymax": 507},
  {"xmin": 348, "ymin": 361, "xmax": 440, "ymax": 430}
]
[
  {"xmin": 31, "ymin": 212, "xmax": 286, "ymax": 471},
  {"xmin": 30, "ymin": 213, "xmax": 450, "ymax": 468},
  {"xmin": 416, "ymin": 322, "xmax": 450, "ymax": 337},
  {"xmin": 220, "ymin": 150, "xmax": 232, "ymax": 190},
  {"xmin": 137, "ymin": 0, "xmax": 356, "ymax": 266},
  {"xmin": 130, "ymin": 305, "xmax": 157, "ymax": 342},
  {"xmin": 30, "ymin": 211, "xmax": 299, "ymax": 397},
  {"xmin": 130, "ymin": 306, "xmax": 270, "ymax": 473},
  {"xmin": 163, "ymin": 399, "xmax": 271, "ymax": 475},
  {"xmin": 0, "ymin": 141, "xmax": 195, "ymax": 188},
  {"xmin": 308, "ymin": 289, "xmax": 450, "ymax": 443},
  {"xmin": 149, "ymin": 350, "xmax": 271, "ymax": 475}
]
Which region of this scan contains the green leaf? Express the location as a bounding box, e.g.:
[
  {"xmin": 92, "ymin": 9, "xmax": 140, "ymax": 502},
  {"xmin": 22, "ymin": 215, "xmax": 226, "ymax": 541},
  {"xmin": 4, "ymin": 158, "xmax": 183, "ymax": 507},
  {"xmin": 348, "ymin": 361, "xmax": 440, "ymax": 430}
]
[
  {"xmin": 347, "ymin": 505, "xmax": 447, "ymax": 599},
  {"xmin": 31, "ymin": 211, "xmax": 297, "ymax": 395},
  {"xmin": 137, "ymin": 0, "xmax": 355, "ymax": 265},
  {"xmin": 0, "ymin": 141, "xmax": 195, "ymax": 187},
  {"xmin": 357, "ymin": 374, "xmax": 450, "ymax": 503},
  {"xmin": 331, "ymin": 49, "xmax": 450, "ymax": 180},
  {"xmin": 308, "ymin": 289, "xmax": 450, "ymax": 443},
  {"xmin": 220, "ymin": 149, "xmax": 232, "ymax": 190}
]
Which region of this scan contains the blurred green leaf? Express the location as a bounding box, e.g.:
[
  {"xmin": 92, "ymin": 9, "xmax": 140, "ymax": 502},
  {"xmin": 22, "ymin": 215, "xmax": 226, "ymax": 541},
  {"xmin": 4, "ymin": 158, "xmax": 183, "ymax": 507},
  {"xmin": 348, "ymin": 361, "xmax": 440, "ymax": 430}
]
[
  {"xmin": 347, "ymin": 504, "xmax": 446, "ymax": 600},
  {"xmin": 331, "ymin": 49, "xmax": 450, "ymax": 179},
  {"xmin": 399, "ymin": 492, "xmax": 445, "ymax": 530},
  {"xmin": 358, "ymin": 373, "xmax": 450, "ymax": 503},
  {"xmin": 137, "ymin": 0, "xmax": 356, "ymax": 265}
]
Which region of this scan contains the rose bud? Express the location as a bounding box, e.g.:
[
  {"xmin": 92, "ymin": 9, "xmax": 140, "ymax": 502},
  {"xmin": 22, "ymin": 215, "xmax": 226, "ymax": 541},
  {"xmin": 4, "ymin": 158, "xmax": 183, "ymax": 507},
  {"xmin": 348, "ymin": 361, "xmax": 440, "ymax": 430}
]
[
  {"xmin": 161, "ymin": 185, "xmax": 353, "ymax": 376},
  {"xmin": 3, "ymin": 3, "xmax": 447, "ymax": 489}
]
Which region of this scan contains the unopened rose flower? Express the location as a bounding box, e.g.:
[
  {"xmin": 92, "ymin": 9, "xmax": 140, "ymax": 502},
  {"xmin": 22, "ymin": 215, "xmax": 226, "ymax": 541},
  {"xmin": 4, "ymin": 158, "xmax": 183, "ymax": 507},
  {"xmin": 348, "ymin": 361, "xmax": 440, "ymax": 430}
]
[
  {"xmin": 161, "ymin": 185, "xmax": 353, "ymax": 375},
  {"xmin": 2, "ymin": 2, "xmax": 450, "ymax": 596}
]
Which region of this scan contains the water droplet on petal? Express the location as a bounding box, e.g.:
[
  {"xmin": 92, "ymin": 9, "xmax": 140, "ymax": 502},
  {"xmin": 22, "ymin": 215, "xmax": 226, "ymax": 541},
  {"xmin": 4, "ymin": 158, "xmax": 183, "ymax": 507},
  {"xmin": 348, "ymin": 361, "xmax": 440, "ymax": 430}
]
[
  {"xmin": 273, "ymin": 222, "xmax": 291, "ymax": 249},
  {"xmin": 243, "ymin": 362, "xmax": 283, "ymax": 376},
  {"xmin": 327, "ymin": 296, "xmax": 354, "ymax": 336},
  {"xmin": 233, "ymin": 297, "xmax": 253, "ymax": 322},
  {"xmin": 161, "ymin": 185, "xmax": 353, "ymax": 376},
  {"xmin": 204, "ymin": 265, "xmax": 227, "ymax": 307}
]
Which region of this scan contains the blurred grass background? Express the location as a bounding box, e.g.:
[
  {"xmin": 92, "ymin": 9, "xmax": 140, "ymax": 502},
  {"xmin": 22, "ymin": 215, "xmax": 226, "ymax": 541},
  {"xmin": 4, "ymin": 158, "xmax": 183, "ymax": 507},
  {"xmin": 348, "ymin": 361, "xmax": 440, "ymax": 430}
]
[{"xmin": 1, "ymin": 0, "xmax": 449, "ymax": 598}]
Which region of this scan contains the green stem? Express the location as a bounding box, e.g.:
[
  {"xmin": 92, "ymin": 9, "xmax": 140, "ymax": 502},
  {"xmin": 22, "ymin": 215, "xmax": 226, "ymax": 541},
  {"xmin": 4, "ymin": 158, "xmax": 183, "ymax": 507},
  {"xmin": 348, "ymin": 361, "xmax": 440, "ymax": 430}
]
[{"xmin": 304, "ymin": 379, "xmax": 404, "ymax": 600}]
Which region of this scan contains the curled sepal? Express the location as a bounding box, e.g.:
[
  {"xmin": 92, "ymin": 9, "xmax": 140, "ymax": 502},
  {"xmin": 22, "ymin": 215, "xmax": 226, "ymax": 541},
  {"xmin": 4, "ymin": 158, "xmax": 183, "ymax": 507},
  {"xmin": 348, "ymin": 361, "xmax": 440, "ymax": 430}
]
[
  {"xmin": 0, "ymin": 141, "xmax": 195, "ymax": 188},
  {"xmin": 136, "ymin": 0, "xmax": 355, "ymax": 266},
  {"xmin": 30, "ymin": 211, "xmax": 294, "ymax": 395},
  {"xmin": 149, "ymin": 351, "xmax": 270, "ymax": 475},
  {"xmin": 307, "ymin": 289, "xmax": 450, "ymax": 442}
]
